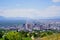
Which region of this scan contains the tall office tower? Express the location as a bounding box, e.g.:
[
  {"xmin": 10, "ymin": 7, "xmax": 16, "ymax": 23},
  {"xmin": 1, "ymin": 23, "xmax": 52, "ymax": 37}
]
[{"xmin": 25, "ymin": 22, "xmax": 33, "ymax": 31}]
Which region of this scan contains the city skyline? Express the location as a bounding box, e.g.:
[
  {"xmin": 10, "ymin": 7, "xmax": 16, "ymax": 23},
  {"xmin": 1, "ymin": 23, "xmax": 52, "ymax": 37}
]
[{"xmin": 0, "ymin": 0, "xmax": 60, "ymax": 19}]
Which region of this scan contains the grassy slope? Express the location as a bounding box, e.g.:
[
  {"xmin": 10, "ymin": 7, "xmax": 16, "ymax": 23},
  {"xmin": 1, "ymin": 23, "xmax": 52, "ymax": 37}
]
[{"xmin": 40, "ymin": 33, "xmax": 60, "ymax": 40}]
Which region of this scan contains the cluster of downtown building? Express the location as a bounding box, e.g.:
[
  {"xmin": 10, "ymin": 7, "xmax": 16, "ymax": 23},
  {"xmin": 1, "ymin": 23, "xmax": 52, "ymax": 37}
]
[{"xmin": 0, "ymin": 21, "xmax": 60, "ymax": 32}]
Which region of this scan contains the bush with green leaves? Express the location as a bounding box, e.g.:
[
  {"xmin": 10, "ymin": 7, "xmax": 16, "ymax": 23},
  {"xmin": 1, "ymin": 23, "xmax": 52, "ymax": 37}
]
[
  {"xmin": 0, "ymin": 32, "xmax": 3, "ymax": 38},
  {"xmin": 3, "ymin": 31, "xmax": 22, "ymax": 40},
  {"xmin": 19, "ymin": 31, "xmax": 28, "ymax": 37},
  {"xmin": 22, "ymin": 37, "xmax": 32, "ymax": 40},
  {"xmin": 0, "ymin": 31, "xmax": 4, "ymax": 38}
]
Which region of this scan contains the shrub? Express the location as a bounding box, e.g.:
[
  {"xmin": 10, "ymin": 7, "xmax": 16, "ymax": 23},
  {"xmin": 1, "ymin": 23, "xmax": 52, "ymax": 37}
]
[{"xmin": 3, "ymin": 31, "xmax": 22, "ymax": 40}]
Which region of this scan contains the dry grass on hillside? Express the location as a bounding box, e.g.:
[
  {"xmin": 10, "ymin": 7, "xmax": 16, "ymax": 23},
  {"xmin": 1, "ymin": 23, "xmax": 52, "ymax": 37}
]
[{"xmin": 35, "ymin": 33, "xmax": 60, "ymax": 40}]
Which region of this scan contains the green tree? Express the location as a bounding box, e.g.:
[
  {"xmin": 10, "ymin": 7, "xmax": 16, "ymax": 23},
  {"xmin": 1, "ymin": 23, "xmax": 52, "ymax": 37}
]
[
  {"xmin": 0, "ymin": 31, "xmax": 4, "ymax": 38},
  {"xmin": 3, "ymin": 31, "xmax": 22, "ymax": 40}
]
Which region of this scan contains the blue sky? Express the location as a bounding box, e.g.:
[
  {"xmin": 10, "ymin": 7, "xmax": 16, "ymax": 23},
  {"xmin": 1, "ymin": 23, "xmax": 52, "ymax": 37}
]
[
  {"xmin": 0, "ymin": 0, "xmax": 53, "ymax": 9},
  {"xmin": 0, "ymin": 0, "xmax": 60, "ymax": 19}
]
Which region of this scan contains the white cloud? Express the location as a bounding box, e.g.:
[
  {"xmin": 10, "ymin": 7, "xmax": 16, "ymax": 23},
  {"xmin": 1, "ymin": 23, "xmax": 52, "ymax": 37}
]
[
  {"xmin": 0, "ymin": 9, "xmax": 37, "ymax": 18},
  {"xmin": 32, "ymin": 6, "xmax": 60, "ymax": 18},
  {"xmin": 0, "ymin": 6, "xmax": 60, "ymax": 19},
  {"xmin": 41, "ymin": 6, "xmax": 60, "ymax": 17},
  {"xmin": 52, "ymin": 0, "xmax": 60, "ymax": 2}
]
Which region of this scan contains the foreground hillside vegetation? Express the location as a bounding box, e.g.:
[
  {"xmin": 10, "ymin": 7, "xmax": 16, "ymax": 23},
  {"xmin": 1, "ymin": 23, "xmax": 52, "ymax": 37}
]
[
  {"xmin": 40, "ymin": 33, "xmax": 60, "ymax": 40},
  {"xmin": 0, "ymin": 29, "xmax": 60, "ymax": 40}
]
